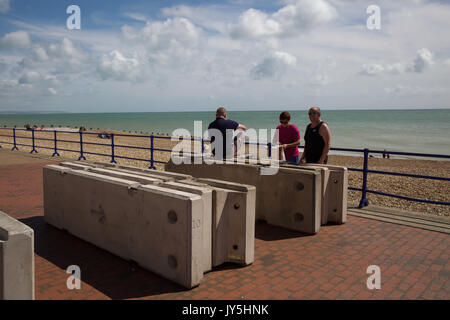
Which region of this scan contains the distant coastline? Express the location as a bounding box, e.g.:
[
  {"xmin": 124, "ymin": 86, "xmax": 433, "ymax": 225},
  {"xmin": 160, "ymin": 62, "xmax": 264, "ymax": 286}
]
[{"xmin": 0, "ymin": 111, "xmax": 70, "ymax": 115}]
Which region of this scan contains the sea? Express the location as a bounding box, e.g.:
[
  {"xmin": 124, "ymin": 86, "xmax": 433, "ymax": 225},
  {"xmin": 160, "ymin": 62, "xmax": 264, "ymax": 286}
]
[{"xmin": 1, "ymin": 109, "xmax": 449, "ymax": 158}]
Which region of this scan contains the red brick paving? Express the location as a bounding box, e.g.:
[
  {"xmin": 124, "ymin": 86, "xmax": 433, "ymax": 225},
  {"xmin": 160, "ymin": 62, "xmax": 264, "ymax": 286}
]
[{"xmin": 0, "ymin": 161, "xmax": 449, "ymax": 300}]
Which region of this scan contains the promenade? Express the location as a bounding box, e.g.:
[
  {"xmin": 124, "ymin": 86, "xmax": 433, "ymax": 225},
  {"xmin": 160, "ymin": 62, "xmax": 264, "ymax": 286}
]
[{"xmin": 0, "ymin": 149, "xmax": 448, "ymax": 300}]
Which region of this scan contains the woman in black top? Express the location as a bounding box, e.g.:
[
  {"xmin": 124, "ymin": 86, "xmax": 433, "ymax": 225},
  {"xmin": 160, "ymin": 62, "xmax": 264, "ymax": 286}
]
[{"xmin": 300, "ymin": 107, "xmax": 331, "ymax": 164}]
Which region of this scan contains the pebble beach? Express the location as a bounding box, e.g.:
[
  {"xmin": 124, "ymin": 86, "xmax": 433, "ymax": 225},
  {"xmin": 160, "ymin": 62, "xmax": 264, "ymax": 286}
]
[{"xmin": 1, "ymin": 127, "xmax": 448, "ymax": 217}]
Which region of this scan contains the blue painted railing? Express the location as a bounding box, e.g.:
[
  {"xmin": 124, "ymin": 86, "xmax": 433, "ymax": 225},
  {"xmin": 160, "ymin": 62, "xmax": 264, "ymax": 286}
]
[{"xmin": 0, "ymin": 127, "xmax": 448, "ymax": 208}]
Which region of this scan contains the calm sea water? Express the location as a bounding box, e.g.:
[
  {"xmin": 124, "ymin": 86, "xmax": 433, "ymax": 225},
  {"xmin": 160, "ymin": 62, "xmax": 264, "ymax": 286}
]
[{"xmin": 1, "ymin": 109, "xmax": 449, "ymax": 156}]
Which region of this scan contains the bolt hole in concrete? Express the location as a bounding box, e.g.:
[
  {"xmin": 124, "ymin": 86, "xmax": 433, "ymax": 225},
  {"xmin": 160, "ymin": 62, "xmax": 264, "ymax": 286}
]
[
  {"xmin": 168, "ymin": 255, "xmax": 178, "ymax": 269},
  {"xmin": 233, "ymin": 245, "xmax": 238, "ymax": 250},
  {"xmin": 167, "ymin": 210, "xmax": 178, "ymax": 224},
  {"xmin": 296, "ymin": 182, "xmax": 304, "ymax": 191},
  {"xmin": 234, "ymin": 203, "xmax": 240, "ymax": 210},
  {"xmin": 294, "ymin": 213, "xmax": 304, "ymax": 222}
]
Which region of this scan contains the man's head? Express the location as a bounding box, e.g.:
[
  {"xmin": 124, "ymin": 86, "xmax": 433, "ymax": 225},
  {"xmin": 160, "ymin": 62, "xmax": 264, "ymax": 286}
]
[
  {"xmin": 308, "ymin": 107, "xmax": 321, "ymax": 122},
  {"xmin": 216, "ymin": 107, "xmax": 227, "ymax": 119},
  {"xmin": 279, "ymin": 111, "xmax": 291, "ymax": 127}
]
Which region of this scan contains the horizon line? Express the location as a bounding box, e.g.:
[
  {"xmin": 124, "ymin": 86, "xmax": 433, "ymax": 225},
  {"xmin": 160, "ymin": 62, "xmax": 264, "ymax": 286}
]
[{"xmin": 1, "ymin": 107, "xmax": 450, "ymax": 114}]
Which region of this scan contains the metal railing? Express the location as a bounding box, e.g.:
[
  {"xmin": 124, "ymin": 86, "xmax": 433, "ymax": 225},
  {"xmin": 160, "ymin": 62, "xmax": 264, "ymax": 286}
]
[{"xmin": 0, "ymin": 127, "xmax": 449, "ymax": 209}]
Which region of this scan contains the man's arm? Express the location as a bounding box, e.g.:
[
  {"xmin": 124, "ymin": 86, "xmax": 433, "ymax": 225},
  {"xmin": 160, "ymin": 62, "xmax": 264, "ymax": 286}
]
[
  {"xmin": 318, "ymin": 123, "xmax": 331, "ymax": 164},
  {"xmin": 237, "ymin": 124, "xmax": 247, "ymax": 131}
]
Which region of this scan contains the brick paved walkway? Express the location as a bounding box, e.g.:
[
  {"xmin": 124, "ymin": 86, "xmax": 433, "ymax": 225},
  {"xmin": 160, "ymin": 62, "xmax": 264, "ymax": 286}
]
[{"xmin": 0, "ymin": 160, "xmax": 448, "ymax": 300}]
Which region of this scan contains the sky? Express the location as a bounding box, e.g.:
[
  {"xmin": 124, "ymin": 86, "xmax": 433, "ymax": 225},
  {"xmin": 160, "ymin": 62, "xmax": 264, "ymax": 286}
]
[{"xmin": 0, "ymin": 0, "xmax": 450, "ymax": 112}]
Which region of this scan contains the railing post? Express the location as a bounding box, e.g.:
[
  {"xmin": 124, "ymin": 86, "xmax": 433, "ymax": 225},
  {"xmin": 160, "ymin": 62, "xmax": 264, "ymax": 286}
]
[
  {"xmin": 110, "ymin": 133, "xmax": 117, "ymax": 164},
  {"xmin": 78, "ymin": 130, "xmax": 86, "ymax": 161},
  {"xmin": 267, "ymin": 142, "xmax": 272, "ymax": 159},
  {"xmin": 30, "ymin": 129, "xmax": 37, "ymax": 154},
  {"xmin": 12, "ymin": 128, "xmax": 19, "ymax": 151},
  {"xmin": 149, "ymin": 135, "xmax": 156, "ymax": 170},
  {"xmin": 52, "ymin": 130, "xmax": 60, "ymax": 157},
  {"xmin": 358, "ymin": 148, "xmax": 370, "ymax": 208}
]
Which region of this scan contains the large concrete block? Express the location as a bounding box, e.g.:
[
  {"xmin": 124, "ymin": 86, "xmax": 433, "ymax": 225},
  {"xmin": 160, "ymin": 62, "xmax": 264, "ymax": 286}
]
[
  {"xmin": 44, "ymin": 165, "xmax": 142, "ymax": 259},
  {"xmin": 166, "ymin": 157, "xmax": 321, "ymax": 234},
  {"xmin": 161, "ymin": 181, "xmax": 213, "ymax": 273},
  {"xmin": 177, "ymin": 179, "xmax": 255, "ymax": 267},
  {"xmin": 43, "ymin": 165, "xmax": 72, "ymax": 230},
  {"xmin": 289, "ymin": 163, "xmax": 347, "ymax": 224},
  {"xmin": 43, "ymin": 165, "xmax": 204, "ymax": 288},
  {"xmin": 0, "ymin": 211, "xmax": 34, "ymax": 300},
  {"xmin": 132, "ymin": 184, "xmax": 204, "ymax": 288},
  {"xmin": 271, "ymin": 164, "xmax": 331, "ymax": 225}
]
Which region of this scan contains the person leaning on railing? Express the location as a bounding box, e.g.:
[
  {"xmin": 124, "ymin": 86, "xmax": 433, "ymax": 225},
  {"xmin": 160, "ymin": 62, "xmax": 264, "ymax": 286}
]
[
  {"xmin": 275, "ymin": 111, "xmax": 301, "ymax": 164},
  {"xmin": 300, "ymin": 107, "xmax": 331, "ymax": 164}
]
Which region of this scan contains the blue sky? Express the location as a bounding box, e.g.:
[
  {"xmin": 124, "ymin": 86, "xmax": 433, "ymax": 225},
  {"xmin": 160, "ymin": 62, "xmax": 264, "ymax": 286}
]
[{"xmin": 1, "ymin": 0, "xmax": 450, "ymax": 112}]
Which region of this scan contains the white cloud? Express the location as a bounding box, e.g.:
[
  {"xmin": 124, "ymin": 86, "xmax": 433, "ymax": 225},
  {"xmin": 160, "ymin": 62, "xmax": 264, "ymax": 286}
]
[
  {"xmin": 123, "ymin": 12, "xmax": 147, "ymax": 22},
  {"xmin": 250, "ymin": 51, "xmax": 297, "ymax": 79},
  {"xmin": 408, "ymin": 48, "xmax": 434, "ymax": 73},
  {"xmin": 0, "ymin": 30, "xmax": 31, "ymax": 50},
  {"xmin": 0, "ymin": 0, "xmax": 11, "ymax": 13},
  {"xmin": 359, "ymin": 63, "xmax": 385, "ymax": 76},
  {"xmin": 121, "ymin": 17, "xmax": 203, "ymax": 70},
  {"xmin": 359, "ymin": 48, "xmax": 434, "ymax": 76},
  {"xmin": 97, "ymin": 50, "xmax": 143, "ymax": 82},
  {"xmin": 231, "ymin": 0, "xmax": 337, "ymax": 39},
  {"xmin": 231, "ymin": 9, "xmax": 282, "ymax": 38},
  {"xmin": 18, "ymin": 71, "xmax": 40, "ymax": 84}
]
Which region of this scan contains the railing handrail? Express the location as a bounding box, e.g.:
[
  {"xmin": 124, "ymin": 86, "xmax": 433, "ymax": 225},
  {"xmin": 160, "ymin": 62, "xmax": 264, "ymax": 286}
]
[{"xmin": 0, "ymin": 126, "xmax": 448, "ymax": 208}]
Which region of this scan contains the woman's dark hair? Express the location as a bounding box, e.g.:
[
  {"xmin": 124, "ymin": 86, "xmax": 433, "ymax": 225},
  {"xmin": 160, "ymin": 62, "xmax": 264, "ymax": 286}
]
[{"xmin": 279, "ymin": 111, "xmax": 291, "ymax": 121}]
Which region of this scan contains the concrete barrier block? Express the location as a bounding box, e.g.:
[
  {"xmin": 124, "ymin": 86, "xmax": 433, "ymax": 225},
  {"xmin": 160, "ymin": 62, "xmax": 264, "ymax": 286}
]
[
  {"xmin": 44, "ymin": 165, "xmax": 142, "ymax": 259},
  {"xmin": 297, "ymin": 164, "xmax": 348, "ymax": 224},
  {"xmin": 43, "ymin": 165, "xmax": 204, "ymax": 288},
  {"xmin": 0, "ymin": 211, "xmax": 34, "ymax": 300},
  {"xmin": 135, "ymin": 185, "xmax": 204, "ymax": 288},
  {"xmin": 43, "ymin": 165, "xmax": 72, "ymax": 229},
  {"xmin": 166, "ymin": 157, "xmax": 321, "ymax": 234},
  {"xmin": 196, "ymin": 178, "xmax": 255, "ymax": 267},
  {"xmin": 178, "ymin": 179, "xmax": 255, "ymax": 267},
  {"xmin": 279, "ymin": 164, "xmax": 331, "ymax": 225},
  {"xmin": 161, "ymin": 181, "xmax": 213, "ymax": 273}
]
